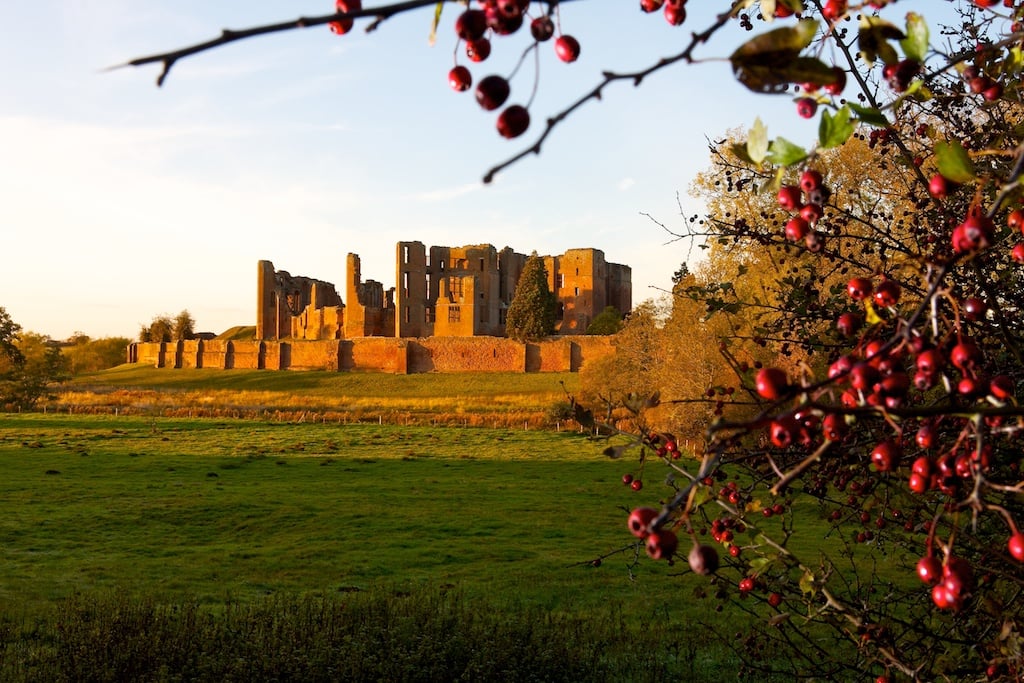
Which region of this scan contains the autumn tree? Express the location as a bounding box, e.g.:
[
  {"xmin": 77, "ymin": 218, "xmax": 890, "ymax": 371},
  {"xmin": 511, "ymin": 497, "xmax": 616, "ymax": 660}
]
[{"xmin": 505, "ymin": 253, "xmax": 556, "ymax": 341}]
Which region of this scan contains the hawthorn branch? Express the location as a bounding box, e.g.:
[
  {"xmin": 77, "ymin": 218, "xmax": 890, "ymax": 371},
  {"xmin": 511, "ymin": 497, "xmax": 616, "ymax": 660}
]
[{"xmin": 481, "ymin": 0, "xmax": 744, "ymax": 183}]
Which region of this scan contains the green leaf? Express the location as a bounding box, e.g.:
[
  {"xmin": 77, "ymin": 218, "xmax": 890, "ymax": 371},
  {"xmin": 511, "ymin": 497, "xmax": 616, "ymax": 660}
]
[
  {"xmin": 799, "ymin": 569, "xmax": 817, "ymax": 594},
  {"xmin": 848, "ymin": 103, "xmax": 890, "ymax": 127},
  {"xmin": 818, "ymin": 105, "xmax": 855, "ymax": 149},
  {"xmin": 935, "ymin": 140, "xmax": 977, "ymax": 183},
  {"xmin": 900, "ymin": 12, "xmax": 928, "ymax": 63},
  {"xmin": 730, "ymin": 20, "xmax": 822, "ymax": 93},
  {"xmin": 858, "ymin": 15, "xmax": 906, "ymax": 66},
  {"xmin": 747, "ymin": 117, "xmax": 769, "ymax": 164},
  {"xmin": 766, "ymin": 136, "xmax": 808, "ymax": 166}
]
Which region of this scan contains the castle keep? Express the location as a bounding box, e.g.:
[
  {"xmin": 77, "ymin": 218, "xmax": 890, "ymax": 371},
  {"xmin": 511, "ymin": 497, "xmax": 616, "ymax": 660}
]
[{"xmin": 257, "ymin": 242, "xmax": 631, "ymax": 341}]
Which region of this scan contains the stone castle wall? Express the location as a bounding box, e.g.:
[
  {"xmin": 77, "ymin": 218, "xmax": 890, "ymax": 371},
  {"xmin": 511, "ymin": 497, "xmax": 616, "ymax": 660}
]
[{"xmin": 129, "ymin": 335, "xmax": 614, "ymax": 374}]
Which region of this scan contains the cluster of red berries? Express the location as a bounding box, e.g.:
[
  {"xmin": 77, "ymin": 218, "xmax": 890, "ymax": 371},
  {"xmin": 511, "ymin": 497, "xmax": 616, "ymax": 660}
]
[
  {"xmin": 776, "ymin": 168, "xmax": 831, "ymax": 251},
  {"xmin": 441, "ymin": 1, "xmax": 581, "ymax": 139},
  {"xmin": 639, "ymin": 0, "xmax": 688, "ymax": 27},
  {"xmin": 738, "ymin": 575, "xmax": 783, "ymax": 607},
  {"xmin": 915, "ymin": 553, "xmax": 974, "ymax": 611},
  {"xmin": 626, "ymin": 506, "xmax": 678, "ymax": 560}
]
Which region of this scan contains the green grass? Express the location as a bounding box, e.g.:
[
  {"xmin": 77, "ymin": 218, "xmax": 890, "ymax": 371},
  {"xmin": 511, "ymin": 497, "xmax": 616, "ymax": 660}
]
[
  {"xmin": 0, "ymin": 415, "xmax": 725, "ymax": 613},
  {"xmin": 0, "ymin": 412, "xmax": 915, "ymax": 680},
  {"xmin": 0, "ymin": 413, "xmax": 769, "ymax": 680}
]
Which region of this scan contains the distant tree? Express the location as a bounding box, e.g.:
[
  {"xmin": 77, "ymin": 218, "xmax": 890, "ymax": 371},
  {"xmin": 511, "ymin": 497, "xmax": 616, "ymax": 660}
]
[
  {"xmin": 10, "ymin": 332, "xmax": 69, "ymax": 408},
  {"xmin": 585, "ymin": 306, "xmax": 623, "ymax": 335},
  {"xmin": 173, "ymin": 310, "xmax": 196, "ymax": 341},
  {"xmin": 0, "ymin": 310, "xmax": 68, "ymax": 410},
  {"xmin": 139, "ymin": 314, "xmax": 174, "ymax": 343},
  {"xmin": 505, "ymin": 253, "xmax": 556, "ymax": 342},
  {"xmin": 63, "ymin": 335, "xmax": 132, "ymax": 374},
  {"xmin": 0, "ymin": 307, "xmax": 25, "ymax": 402}
]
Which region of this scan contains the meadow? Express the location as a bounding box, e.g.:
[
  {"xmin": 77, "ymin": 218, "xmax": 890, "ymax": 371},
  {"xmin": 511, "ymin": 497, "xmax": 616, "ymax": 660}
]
[{"xmin": 0, "ymin": 369, "xmax": 883, "ymax": 680}]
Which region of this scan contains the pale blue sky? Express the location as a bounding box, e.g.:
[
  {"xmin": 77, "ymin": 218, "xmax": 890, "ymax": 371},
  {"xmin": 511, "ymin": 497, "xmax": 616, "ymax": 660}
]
[{"xmin": 0, "ymin": 2, "xmax": 946, "ymax": 339}]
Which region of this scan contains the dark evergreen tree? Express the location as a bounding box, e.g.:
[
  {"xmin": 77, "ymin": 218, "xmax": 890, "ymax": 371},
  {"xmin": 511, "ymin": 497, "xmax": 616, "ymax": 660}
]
[{"xmin": 505, "ymin": 253, "xmax": 556, "ymax": 342}]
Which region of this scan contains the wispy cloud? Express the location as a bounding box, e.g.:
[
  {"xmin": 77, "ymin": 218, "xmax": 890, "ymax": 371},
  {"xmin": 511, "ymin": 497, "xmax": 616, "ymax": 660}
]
[{"xmin": 618, "ymin": 177, "xmax": 635, "ymax": 191}]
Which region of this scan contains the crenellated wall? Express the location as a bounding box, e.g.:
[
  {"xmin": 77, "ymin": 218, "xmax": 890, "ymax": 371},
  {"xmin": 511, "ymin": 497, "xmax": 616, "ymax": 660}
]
[{"xmin": 128, "ymin": 335, "xmax": 614, "ymax": 374}]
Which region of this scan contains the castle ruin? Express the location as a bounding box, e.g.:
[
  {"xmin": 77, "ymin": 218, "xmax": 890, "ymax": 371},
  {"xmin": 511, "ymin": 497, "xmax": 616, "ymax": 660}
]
[{"xmin": 256, "ymin": 242, "xmax": 631, "ymax": 341}]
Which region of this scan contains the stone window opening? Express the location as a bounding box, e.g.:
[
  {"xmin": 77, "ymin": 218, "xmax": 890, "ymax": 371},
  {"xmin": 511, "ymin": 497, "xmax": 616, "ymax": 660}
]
[
  {"xmin": 403, "ymin": 245, "xmax": 410, "ymax": 263},
  {"xmin": 557, "ymin": 273, "xmax": 565, "ymax": 289},
  {"xmin": 479, "ymin": 257, "xmax": 485, "ymax": 271},
  {"xmin": 449, "ymin": 306, "xmax": 461, "ymax": 323}
]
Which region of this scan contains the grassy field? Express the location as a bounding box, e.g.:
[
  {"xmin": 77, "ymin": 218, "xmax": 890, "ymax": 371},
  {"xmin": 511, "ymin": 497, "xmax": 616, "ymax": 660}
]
[
  {"xmin": 0, "ymin": 372, "xmax": 911, "ymax": 680},
  {"xmin": 0, "ymin": 412, "xmax": 779, "ymax": 680}
]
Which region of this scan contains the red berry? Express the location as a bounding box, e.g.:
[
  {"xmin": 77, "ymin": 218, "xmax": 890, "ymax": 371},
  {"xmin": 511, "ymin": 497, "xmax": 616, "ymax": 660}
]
[
  {"xmin": 800, "ymin": 169, "xmax": 823, "ymax": 193},
  {"xmin": 627, "ymin": 507, "xmax": 659, "ymax": 538},
  {"xmin": 784, "ymin": 216, "xmax": 810, "ymax": 242},
  {"xmin": 1008, "ymin": 208, "xmax": 1024, "ymax": 232},
  {"xmin": 630, "ymin": 479, "xmax": 643, "ymax": 491},
  {"xmin": 822, "ymin": 413, "xmax": 848, "ymax": 441},
  {"xmin": 466, "ymin": 38, "xmax": 491, "ymax": 62},
  {"xmin": 639, "ymin": 0, "xmax": 665, "ymax": 12},
  {"xmin": 847, "ymin": 277, "xmax": 873, "ymax": 301},
  {"xmin": 871, "ymin": 440, "xmax": 900, "ymax": 472},
  {"xmin": 800, "ymin": 203, "xmax": 823, "ymax": 224},
  {"xmin": 554, "ymin": 35, "xmax": 581, "ymax": 63},
  {"xmin": 917, "ymin": 555, "xmax": 942, "ymax": 584},
  {"xmin": 475, "ymin": 75, "xmax": 510, "ymax": 111},
  {"xmin": 663, "ymin": 2, "xmax": 686, "ymax": 25},
  {"xmin": 873, "ymin": 279, "xmax": 901, "ymax": 307},
  {"xmin": 529, "ymin": 16, "xmax": 554, "ymax": 41},
  {"xmin": 796, "ymin": 98, "xmax": 818, "ymax": 118},
  {"xmin": 455, "ymin": 9, "xmax": 488, "ymax": 41},
  {"xmin": 739, "ymin": 576, "xmax": 755, "ymax": 593},
  {"xmin": 328, "ymin": 0, "xmax": 361, "ymax": 35},
  {"xmin": 754, "ymin": 367, "xmax": 789, "ymax": 400},
  {"xmin": 823, "ymin": 67, "xmax": 846, "ymax": 95},
  {"xmin": 950, "ymin": 340, "xmax": 982, "ymax": 371},
  {"xmin": 622, "ymin": 473, "xmax": 634, "ymax": 486},
  {"xmin": 929, "ymin": 174, "xmax": 952, "ymax": 199},
  {"xmin": 963, "ymin": 297, "xmax": 987, "ymax": 321},
  {"xmin": 687, "ymin": 543, "xmax": 719, "ymax": 574},
  {"xmin": 990, "ymin": 375, "xmax": 1015, "ymax": 400},
  {"xmin": 767, "ymin": 592, "xmax": 782, "ymax": 607},
  {"xmin": 1012, "ymin": 243, "xmax": 1024, "ymax": 263},
  {"xmin": 777, "ymin": 185, "xmax": 802, "ymax": 211},
  {"xmin": 448, "ymin": 66, "xmax": 472, "ymax": 92},
  {"xmin": 496, "ymin": 105, "xmax": 530, "ymax": 138},
  {"xmin": 952, "ymin": 213, "xmax": 995, "ymax": 253},
  {"xmin": 645, "ymin": 530, "xmax": 678, "ymax": 560},
  {"xmin": 1009, "ymin": 532, "xmax": 1024, "ymax": 561}
]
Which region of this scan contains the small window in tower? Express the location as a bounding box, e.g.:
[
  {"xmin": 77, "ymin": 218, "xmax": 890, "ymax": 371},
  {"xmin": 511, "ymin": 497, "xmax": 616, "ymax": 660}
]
[
  {"xmin": 479, "ymin": 257, "xmax": 485, "ymax": 270},
  {"xmin": 440, "ymin": 260, "xmax": 446, "ymax": 271},
  {"xmin": 574, "ymin": 287, "xmax": 579, "ymax": 296},
  {"xmin": 575, "ymin": 267, "xmax": 579, "ymax": 276},
  {"xmin": 557, "ymin": 273, "xmax": 565, "ymax": 289},
  {"xmin": 557, "ymin": 302, "xmax": 564, "ymax": 320},
  {"xmin": 403, "ymin": 271, "xmax": 410, "ymax": 297},
  {"xmin": 404, "ymin": 307, "xmax": 410, "ymax": 323},
  {"xmin": 403, "ymin": 245, "xmax": 410, "ymax": 263}
]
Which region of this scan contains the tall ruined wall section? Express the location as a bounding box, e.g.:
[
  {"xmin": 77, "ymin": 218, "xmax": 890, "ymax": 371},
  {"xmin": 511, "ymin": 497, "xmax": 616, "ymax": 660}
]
[
  {"xmin": 256, "ymin": 242, "xmax": 630, "ymax": 342},
  {"xmin": 129, "ymin": 335, "xmax": 615, "ymax": 374}
]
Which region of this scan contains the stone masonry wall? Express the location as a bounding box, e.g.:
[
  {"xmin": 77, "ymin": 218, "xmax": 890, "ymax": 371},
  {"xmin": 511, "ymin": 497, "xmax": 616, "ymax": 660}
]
[{"xmin": 130, "ymin": 335, "xmax": 615, "ymax": 374}]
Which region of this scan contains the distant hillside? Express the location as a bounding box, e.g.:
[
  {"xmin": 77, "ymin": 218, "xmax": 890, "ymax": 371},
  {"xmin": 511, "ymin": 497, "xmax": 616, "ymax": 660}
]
[{"xmin": 215, "ymin": 326, "xmax": 256, "ymax": 341}]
